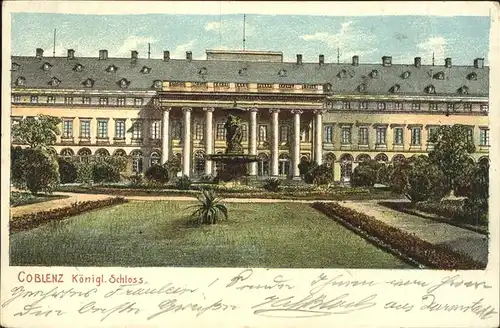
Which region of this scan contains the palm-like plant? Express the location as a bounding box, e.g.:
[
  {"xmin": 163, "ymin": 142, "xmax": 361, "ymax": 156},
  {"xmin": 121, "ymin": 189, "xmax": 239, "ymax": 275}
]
[{"xmin": 189, "ymin": 189, "xmax": 228, "ymax": 224}]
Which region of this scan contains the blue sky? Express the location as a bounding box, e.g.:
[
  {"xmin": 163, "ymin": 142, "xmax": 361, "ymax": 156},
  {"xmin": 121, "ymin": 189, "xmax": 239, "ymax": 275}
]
[{"xmin": 11, "ymin": 13, "xmax": 490, "ymax": 66}]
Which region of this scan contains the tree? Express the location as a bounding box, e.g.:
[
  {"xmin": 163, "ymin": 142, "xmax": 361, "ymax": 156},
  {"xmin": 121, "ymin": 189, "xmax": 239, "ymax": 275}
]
[
  {"xmin": 58, "ymin": 157, "xmax": 78, "ymax": 184},
  {"xmin": 20, "ymin": 148, "xmax": 60, "ymax": 195},
  {"xmin": 351, "ymin": 160, "xmax": 381, "ymax": 187},
  {"xmin": 12, "ymin": 115, "xmax": 61, "ymax": 149},
  {"xmin": 92, "ymin": 162, "xmax": 121, "ymax": 183},
  {"xmin": 188, "ymin": 189, "xmax": 228, "ymax": 225},
  {"xmin": 428, "ymin": 124, "xmax": 476, "ymax": 193},
  {"xmin": 145, "ymin": 165, "xmax": 169, "ymax": 183}
]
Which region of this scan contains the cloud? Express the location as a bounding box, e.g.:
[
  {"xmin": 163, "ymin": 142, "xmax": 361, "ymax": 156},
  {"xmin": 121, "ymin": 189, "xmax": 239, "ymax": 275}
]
[
  {"xmin": 416, "ymin": 36, "xmax": 447, "ymax": 64},
  {"xmin": 116, "ymin": 35, "xmax": 157, "ymax": 57},
  {"xmin": 171, "ymin": 39, "xmax": 197, "ymax": 59},
  {"xmin": 205, "ymin": 21, "xmax": 221, "ymax": 31}
]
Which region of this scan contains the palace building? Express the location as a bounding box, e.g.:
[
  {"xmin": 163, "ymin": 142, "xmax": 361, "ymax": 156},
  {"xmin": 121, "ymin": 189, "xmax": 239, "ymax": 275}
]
[{"xmin": 10, "ymin": 48, "xmax": 489, "ymax": 181}]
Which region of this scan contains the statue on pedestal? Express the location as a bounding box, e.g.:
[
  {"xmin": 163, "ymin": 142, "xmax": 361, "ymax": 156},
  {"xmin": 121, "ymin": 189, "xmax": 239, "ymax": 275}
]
[{"xmin": 224, "ymin": 114, "xmax": 243, "ymax": 154}]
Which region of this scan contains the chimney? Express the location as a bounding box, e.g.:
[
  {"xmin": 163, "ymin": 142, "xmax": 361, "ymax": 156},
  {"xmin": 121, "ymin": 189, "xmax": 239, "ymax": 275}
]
[
  {"xmin": 474, "ymin": 58, "xmax": 484, "ymax": 69},
  {"xmin": 67, "ymin": 49, "xmax": 75, "ymax": 59},
  {"xmin": 319, "ymin": 54, "xmax": 325, "ymax": 65},
  {"xmin": 36, "ymin": 48, "xmax": 44, "ymax": 59},
  {"xmin": 352, "ymin": 55, "xmax": 359, "ymax": 66},
  {"xmin": 445, "ymin": 57, "xmax": 452, "ymax": 68},
  {"xmin": 382, "ymin": 56, "xmax": 392, "ymax": 67},
  {"xmin": 131, "ymin": 50, "xmax": 138, "ymax": 62},
  {"xmin": 414, "ymin": 57, "xmax": 421, "ymax": 67},
  {"xmin": 99, "ymin": 50, "xmax": 108, "ymax": 60},
  {"xmin": 163, "ymin": 50, "xmax": 170, "ymax": 61},
  {"xmin": 296, "ymin": 54, "xmax": 303, "ymax": 65},
  {"xmin": 186, "ymin": 51, "xmax": 192, "ymax": 61}
]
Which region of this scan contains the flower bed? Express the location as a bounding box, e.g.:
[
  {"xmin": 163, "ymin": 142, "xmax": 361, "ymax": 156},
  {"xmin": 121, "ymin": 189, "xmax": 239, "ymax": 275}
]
[
  {"xmin": 312, "ymin": 202, "xmax": 485, "ymax": 270},
  {"xmin": 10, "ymin": 197, "xmax": 128, "ymax": 234}
]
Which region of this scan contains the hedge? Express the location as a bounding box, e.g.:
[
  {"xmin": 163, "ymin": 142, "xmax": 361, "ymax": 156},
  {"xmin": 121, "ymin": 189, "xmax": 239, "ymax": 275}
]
[
  {"xmin": 10, "ymin": 197, "xmax": 128, "ymax": 234},
  {"xmin": 312, "ymin": 202, "xmax": 484, "ymax": 270}
]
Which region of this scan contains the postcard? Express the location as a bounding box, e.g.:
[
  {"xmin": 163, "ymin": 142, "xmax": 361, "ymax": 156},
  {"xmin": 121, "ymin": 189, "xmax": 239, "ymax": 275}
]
[{"xmin": 1, "ymin": 1, "xmax": 499, "ymax": 327}]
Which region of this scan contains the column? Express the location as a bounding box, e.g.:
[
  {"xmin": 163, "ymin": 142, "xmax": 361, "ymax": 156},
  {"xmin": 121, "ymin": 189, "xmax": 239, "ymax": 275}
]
[
  {"xmin": 314, "ymin": 109, "xmax": 324, "ymax": 165},
  {"xmin": 292, "ymin": 109, "xmax": 303, "ymax": 179},
  {"xmin": 182, "ymin": 107, "xmax": 192, "ymax": 177},
  {"xmin": 161, "ymin": 107, "xmax": 171, "ymax": 165},
  {"xmin": 248, "ymin": 108, "xmax": 258, "ymax": 176},
  {"xmin": 203, "ymin": 107, "xmax": 214, "ymax": 175},
  {"xmin": 142, "ymin": 119, "xmax": 150, "ymax": 171},
  {"xmin": 270, "ymin": 109, "xmax": 280, "ymax": 177}
]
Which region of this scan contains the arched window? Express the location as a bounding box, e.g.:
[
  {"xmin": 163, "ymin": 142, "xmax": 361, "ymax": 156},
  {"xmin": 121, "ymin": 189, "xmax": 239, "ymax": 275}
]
[
  {"xmin": 325, "ymin": 153, "xmax": 336, "ymax": 167},
  {"xmin": 130, "ymin": 150, "xmax": 143, "ymax": 173},
  {"xmin": 77, "ymin": 148, "xmax": 92, "ymax": 163},
  {"xmin": 150, "ymin": 150, "xmax": 161, "ymax": 166},
  {"xmin": 113, "ymin": 149, "xmax": 126, "ymax": 157},
  {"xmin": 95, "ymin": 148, "xmax": 110, "ymax": 162},
  {"xmin": 215, "ymin": 151, "xmax": 225, "ymax": 174},
  {"xmin": 339, "ymin": 153, "xmax": 354, "ymax": 182},
  {"xmin": 356, "ymin": 154, "xmax": 371, "ymax": 163},
  {"xmin": 478, "ymin": 156, "xmax": 489, "ymax": 167},
  {"xmin": 278, "ymin": 153, "xmax": 290, "ymax": 176},
  {"xmin": 60, "ymin": 148, "xmax": 74, "ymax": 158},
  {"xmin": 375, "ymin": 153, "xmax": 389, "ymax": 162},
  {"xmin": 258, "ymin": 153, "xmax": 269, "ymax": 177},
  {"xmin": 194, "ymin": 151, "xmax": 205, "ymax": 177},
  {"xmin": 392, "ymin": 154, "xmax": 406, "ymax": 163}
]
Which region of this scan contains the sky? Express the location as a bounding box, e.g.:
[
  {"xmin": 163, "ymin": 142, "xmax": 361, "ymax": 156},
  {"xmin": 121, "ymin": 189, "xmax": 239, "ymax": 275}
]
[{"xmin": 11, "ymin": 13, "xmax": 490, "ymax": 66}]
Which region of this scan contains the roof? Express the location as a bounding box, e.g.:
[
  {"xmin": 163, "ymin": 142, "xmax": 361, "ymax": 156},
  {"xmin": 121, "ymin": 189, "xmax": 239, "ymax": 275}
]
[{"xmin": 10, "ymin": 55, "xmax": 489, "ymax": 96}]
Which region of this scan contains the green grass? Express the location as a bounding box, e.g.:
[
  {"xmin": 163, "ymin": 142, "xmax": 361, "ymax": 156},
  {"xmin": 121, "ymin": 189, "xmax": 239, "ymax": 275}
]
[
  {"xmin": 10, "ymin": 201, "xmax": 412, "ymax": 268},
  {"xmin": 10, "ymin": 191, "xmax": 68, "ymax": 207}
]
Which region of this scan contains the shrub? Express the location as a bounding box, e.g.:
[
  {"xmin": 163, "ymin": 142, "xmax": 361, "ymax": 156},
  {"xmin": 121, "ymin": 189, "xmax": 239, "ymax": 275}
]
[
  {"xmin": 303, "ymin": 161, "xmax": 319, "ymax": 184},
  {"xmin": 58, "ymin": 157, "xmax": 77, "ymax": 184},
  {"xmin": 188, "ymin": 189, "xmax": 228, "ymax": 224},
  {"xmin": 165, "ymin": 157, "xmax": 182, "ymax": 180},
  {"xmin": 129, "ymin": 172, "xmax": 144, "ymax": 186},
  {"xmin": 101, "ymin": 156, "xmax": 127, "ymax": 172},
  {"xmin": 11, "ymin": 146, "xmax": 26, "ymax": 187},
  {"xmin": 145, "ymin": 165, "xmax": 169, "ymax": 183},
  {"xmin": 175, "ymin": 175, "xmax": 192, "ymax": 190},
  {"xmin": 92, "ymin": 162, "xmax": 121, "ymax": 183},
  {"xmin": 263, "ymin": 178, "xmax": 281, "ymax": 192},
  {"xmin": 16, "ymin": 148, "xmax": 60, "ymax": 195},
  {"xmin": 312, "ymin": 164, "xmax": 334, "ymax": 185}
]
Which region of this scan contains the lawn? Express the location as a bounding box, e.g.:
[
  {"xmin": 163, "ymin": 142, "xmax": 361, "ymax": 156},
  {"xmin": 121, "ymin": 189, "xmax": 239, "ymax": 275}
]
[
  {"xmin": 10, "ymin": 201, "xmax": 412, "ymax": 268},
  {"xmin": 10, "ymin": 191, "xmax": 68, "ymax": 207}
]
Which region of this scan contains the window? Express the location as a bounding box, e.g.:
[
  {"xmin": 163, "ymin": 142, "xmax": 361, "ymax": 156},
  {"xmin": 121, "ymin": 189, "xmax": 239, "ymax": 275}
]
[
  {"xmin": 300, "ymin": 127, "xmax": 308, "ymax": 142},
  {"xmin": 117, "ymin": 97, "xmax": 126, "ymax": 106},
  {"xmin": 62, "ymin": 119, "xmax": 73, "ymax": 138},
  {"xmin": 377, "ymin": 103, "xmax": 386, "ymax": 110},
  {"xmin": 480, "ymin": 104, "xmax": 489, "ymax": 111},
  {"xmin": 216, "ymin": 123, "xmax": 226, "ymax": 141},
  {"xmin": 97, "ymin": 120, "xmax": 108, "ymax": 139},
  {"xmin": 411, "ymin": 103, "xmax": 421, "ymax": 111},
  {"xmin": 64, "ymin": 97, "xmax": 73, "ymax": 105},
  {"xmin": 46, "ymin": 96, "xmax": 56, "ymax": 104},
  {"xmin": 82, "ymin": 97, "xmax": 91, "ymax": 105},
  {"xmin": 259, "ymin": 125, "xmax": 268, "ymax": 142},
  {"xmin": 172, "ymin": 121, "xmax": 182, "ymax": 139},
  {"xmin": 376, "ymin": 127, "xmax": 387, "ymax": 145},
  {"xmin": 279, "ymin": 125, "xmax": 289, "ymax": 142},
  {"xmin": 479, "ymin": 128, "xmax": 489, "ymax": 146},
  {"xmin": 427, "ymin": 127, "xmax": 438, "ymax": 142},
  {"xmin": 150, "ymin": 151, "xmax": 161, "ymax": 166},
  {"xmin": 132, "ymin": 121, "xmax": 142, "ymax": 139},
  {"xmin": 80, "ymin": 120, "xmax": 90, "ymax": 138},
  {"xmin": 278, "ymin": 154, "xmax": 290, "ymax": 176},
  {"xmin": 115, "ymin": 120, "xmax": 125, "ymax": 139},
  {"xmin": 464, "ymin": 103, "xmax": 472, "ymax": 111},
  {"xmin": 429, "ymin": 103, "xmax": 438, "ymax": 110},
  {"xmin": 324, "ymin": 125, "xmax": 334, "ymax": 143},
  {"xmin": 360, "ymin": 102, "xmax": 368, "ymax": 110},
  {"xmin": 342, "ymin": 101, "xmax": 351, "ymax": 110},
  {"xmin": 194, "ymin": 122, "xmax": 204, "ymax": 140},
  {"xmin": 241, "ymin": 123, "xmax": 248, "ymax": 141},
  {"xmin": 99, "ymin": 97, "xmax": 108, "ymax": 105},
  {"xmin": 358, "ymin": 127, "xmax": 368, "ymax": 145},
  {"xmin": 258, "ymin": 154, "xmax": 269, "ymax": 176},
  {"xmin": 394, "ymin": 127, "xmax": 404, "ymax": 145},
  {"xmin": 151, "ymin": 121, "xmax": 161, "ymax": 139},
  {"xmin": 341, "ymin": 127, "xmax": 352, "ymax": 144},
  {"xmin": 13, "ymin": 95, "xmax": 21, "ymax": 103},
  {"xmin": 131, "ymin": 151, "xmax": 143, "ymax": 173},
  {"xmin": 411, "ymin": 127, "xmax": 421, "ymax": 145},
  {"xmin": 466, "ymin": 127, "xmax": 474, "ymax": 144},
  {"xmin": 134, "ymin": 98, "xmax": 143, "ymax": 106},
  {"xmin": 31, "ymin": 96, "xmax": 38, "ymax": 104},
  {"xmin": 395, "ymin": 102, "xmax": 403, "ymax": 110},
  {"xmin": 447, "ymin": 103, "xmax": 455, "ymax": 111}
]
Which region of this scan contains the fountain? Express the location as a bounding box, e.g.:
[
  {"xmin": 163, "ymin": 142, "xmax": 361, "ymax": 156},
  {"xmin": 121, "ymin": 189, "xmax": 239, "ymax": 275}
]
[{"xmin": 205, "ymin": 107, "xmax": 260, "ymax": 183}]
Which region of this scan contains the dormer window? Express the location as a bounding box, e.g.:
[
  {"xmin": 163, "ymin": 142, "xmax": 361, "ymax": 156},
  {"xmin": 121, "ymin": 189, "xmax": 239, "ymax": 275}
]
[
  {"xmin": 73, "ymin": 63, "xmax": 84, "ymax": 72},
  {"xmin": 278, "ymin": 69, "xmax": 287, "ymax": 77},
  {"xmin": 238, "ymin": 68, "xmax": 247, "ymax": 76},
  {"xmin": 337, "ymin": 69, "xmax": 347, "ymax": 78},
  {"xmin": 140, "ymin": 66, "xmax": 151, "ymax": 74},
  {"xmin": 358, "ymin": 84, "xmax": 367, "ymax": 92},
  {"xmin": 390, "ymin": 84, "xmax": 401, "ymax": 93},
  {"xmin": 15, "ymin": 77, "xmax": 26, "ymax": 86},
  {"xmin": 425, "ymin": 84, "xmax": 436, "ymax": 94},
  {"xmin": 153, "ymin": 80, "xmax": 163, "ymax": 89},
  {"xmin": 12, "ymin": 62, "xmax": 20, "ymax": 71},
  {"xmin": 458, "ymin": 85, "xmax": 469, "ymax": 94},
  {"xmin": 401, "ymin": 71, "xmax": 411, "ymax": 79},
  {"xmin": 323, "ymin": 83, "xmax": 332, "ymax": 92},
  {"xmin": 106, "ymin": 65, "xmax": 118, "ymax": 73},
  {"xmin": 198, "ymin": 67, "xmax": 207, "ymax": 76},
  {"xmin": 370, "ymin": 70, "xmax": 378, "ymax": 78},
  {"xmin": 433, "ymin": 71, "xmax": 445, "ymax": 80},
  {"xmin": 83, "ymin": 78, "xmax": 95, "ymax": 88},
  {"xmin": 42, "ymin": 62, "xmax": 52, "ymax": 71},
  {"xmin": 50, "ymin": 77, "xmax": 61, "ymax": 87},
  {"xmin": 118, "ymin": 78, "xmax": 130, "ymax": 88},
  {"xmin": 467, "ymin": 72, "xmax": 477, "ymax": 80}
]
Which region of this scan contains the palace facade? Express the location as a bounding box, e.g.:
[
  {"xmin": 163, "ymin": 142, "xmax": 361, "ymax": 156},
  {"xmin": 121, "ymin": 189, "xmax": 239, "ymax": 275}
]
[{"xmin": 10, "ymin": 48, "xmax": 489, "ymax": 181}]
